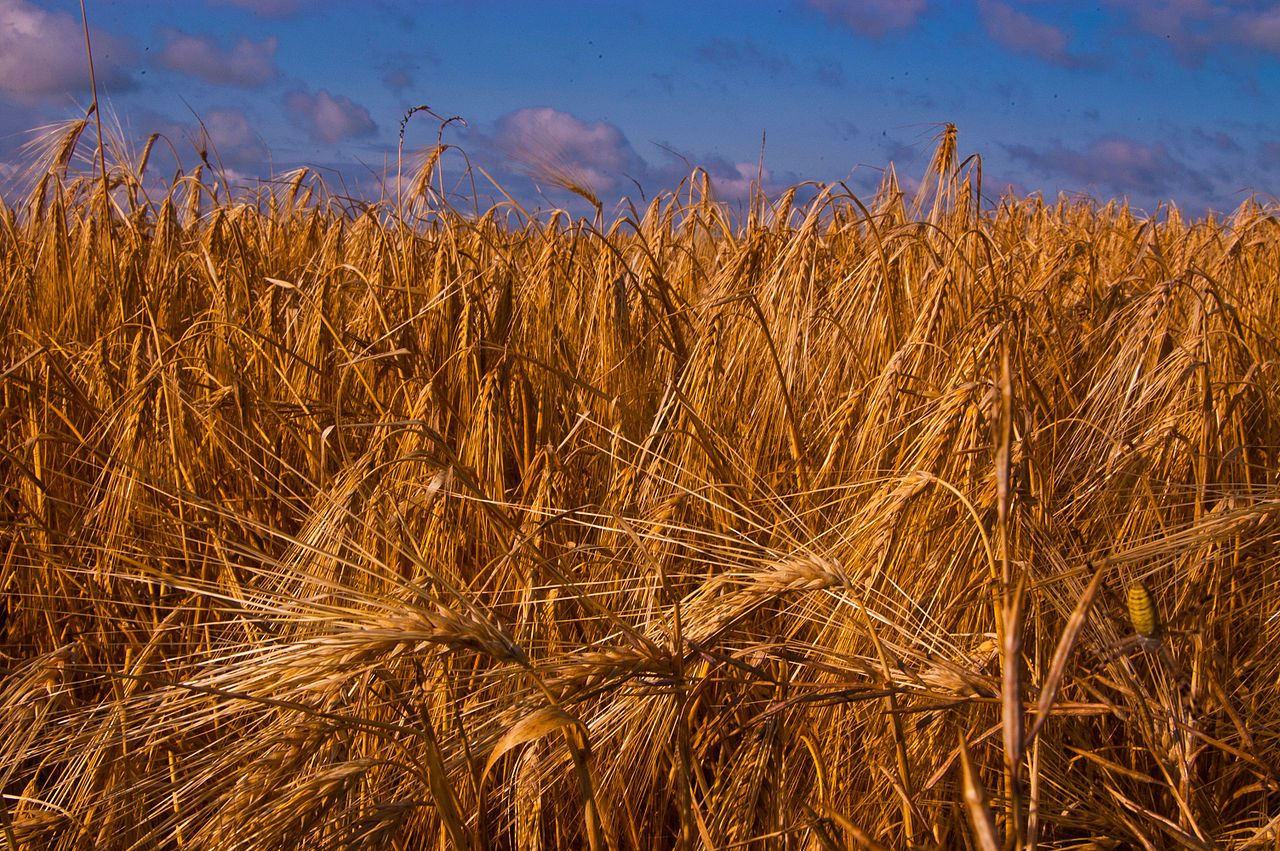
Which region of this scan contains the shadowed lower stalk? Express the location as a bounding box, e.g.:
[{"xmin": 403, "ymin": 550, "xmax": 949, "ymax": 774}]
[{"xmin": 995, "ymin": 325, "xmax": 1026, "ymax": 850}]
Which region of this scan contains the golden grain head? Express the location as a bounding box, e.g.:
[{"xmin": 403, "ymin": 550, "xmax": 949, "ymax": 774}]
[{"xmin": 4, "ymin": 118, "xmax": 1279, "ymax": 851}]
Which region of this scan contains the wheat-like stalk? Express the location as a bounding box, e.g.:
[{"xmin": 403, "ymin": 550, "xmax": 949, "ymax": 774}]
[{"xmin": 1, "ymin": 119, "xmax": 1278, "ymax": 850}]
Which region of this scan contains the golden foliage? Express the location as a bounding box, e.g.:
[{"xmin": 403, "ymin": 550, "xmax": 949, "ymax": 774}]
[{"xmin": 2, "ymin": 119, "xmax": 1279, "ymax": 849}]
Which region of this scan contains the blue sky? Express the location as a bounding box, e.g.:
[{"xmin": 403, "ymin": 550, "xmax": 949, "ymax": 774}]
[{"xmin": 2, "ymin": 0, "xmax": 1278, "ymax": 217}]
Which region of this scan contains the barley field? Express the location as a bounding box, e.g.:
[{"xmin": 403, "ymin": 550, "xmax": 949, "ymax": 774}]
[{"xmin": 2, "ymin": 121, "xmax": 1279, "ymax": 850}]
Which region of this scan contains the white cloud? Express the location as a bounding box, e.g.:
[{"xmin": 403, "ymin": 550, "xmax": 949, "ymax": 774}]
[
  {"xmin": 0, "ymin": 0, "xmax": 136, "ymax": 103},
  {"xmin": 211, "ymin": 0, "xmax": 301, "ymax": 18},
  {"xmin": 1104, "ymin": 0, "xmax": 1280, "ymax": 63},
  {"xmin": 1004, "ymin": 133, "xmax": 1213, "ymax": 197},
  {"xmin": 285, "ymin": 89, "xmax": 376, "ymax": 144},
  {"xmin": 156, "ymin": 28, "xmax": 278, "ymax": 88},
  {"xmin": 805, "ymin": 0, "xmax": 928, "ymax": 38},
  {"xmin": 200, "ymin": 108, "xmax": 268, "ymax": 166},
  {"xmin": 708, "ymin": 161, "xmax": 770, "ymax": 201},
  {"xmin": 978, "ymin": 0, "xmax": 1082, "ymax": 67},
  {"xmin": 490, "ymin": 107, "xmax": 644, "ymax": 192}
]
